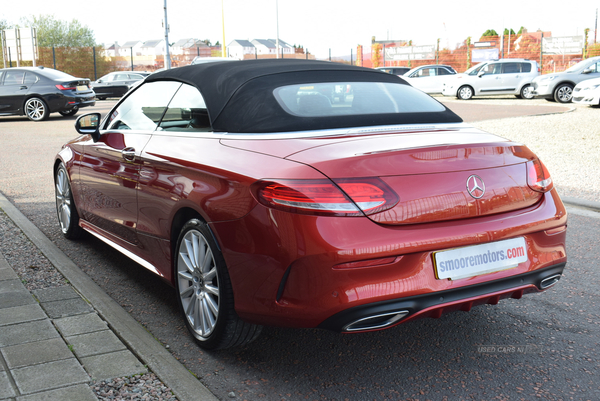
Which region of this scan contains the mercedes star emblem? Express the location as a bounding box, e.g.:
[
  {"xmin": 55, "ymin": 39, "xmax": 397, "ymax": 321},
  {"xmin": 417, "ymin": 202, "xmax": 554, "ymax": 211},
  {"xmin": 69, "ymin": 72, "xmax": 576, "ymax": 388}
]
[{"xmin": 466, "ymin": 175, "xmax": 485, "ymax": 199}]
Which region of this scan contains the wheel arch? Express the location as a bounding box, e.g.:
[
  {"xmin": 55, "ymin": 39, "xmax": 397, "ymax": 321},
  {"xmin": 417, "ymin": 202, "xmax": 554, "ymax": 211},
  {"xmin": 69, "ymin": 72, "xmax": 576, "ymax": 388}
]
[
  {"xmin": 552, "ymin": 80, "xmax": 577, "ymax": 91},
  {"xmin": 169, "ymin": 207, "xmax": 218, "ymax": 282}
]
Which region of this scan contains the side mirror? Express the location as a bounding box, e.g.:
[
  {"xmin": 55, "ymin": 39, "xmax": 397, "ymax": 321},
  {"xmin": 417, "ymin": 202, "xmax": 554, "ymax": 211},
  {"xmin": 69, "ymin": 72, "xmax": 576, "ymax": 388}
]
[
  {"xmin": 477, "ymin": 70, "xmax": 486, "ymax": 77},
  {"xmin": 582, "ymin": 68, "xmax": 593, "ymax": 74},
  {"xmin": 97, "ymin": 79, "xmax": 103, "ymax": 83},
  {"xmin": 75, "ymin": 113, "xmax": 101, "ymax": 142}
]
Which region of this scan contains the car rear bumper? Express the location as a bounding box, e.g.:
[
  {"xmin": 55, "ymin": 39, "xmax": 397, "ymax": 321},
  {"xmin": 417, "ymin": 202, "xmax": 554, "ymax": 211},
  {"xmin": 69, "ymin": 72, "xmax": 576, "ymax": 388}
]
[
  {"xmin": 318, "ymin": 262, "xmax": 565, "ymax": 332},
  {"xmin": 213, "ymin": 189, "xmax": 567, "ymax": 329},
  {"xmin": 72, "ymin": 95, "xmax": 96, "ymax": 108},
  {"xmin": 49, "ymin": 94, "xmax": 96, "ymax": 112}
]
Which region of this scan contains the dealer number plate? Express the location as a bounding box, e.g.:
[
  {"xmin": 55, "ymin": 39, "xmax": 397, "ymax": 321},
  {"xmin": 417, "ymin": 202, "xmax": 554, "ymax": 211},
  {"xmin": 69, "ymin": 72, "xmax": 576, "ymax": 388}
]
[
  {"xmin": 433, "ymin": 237, "xmax": 527, "ymax": 280},
  {"xmin": 76, "ymin": 85, "xmax": 88, "ymax": 92}
]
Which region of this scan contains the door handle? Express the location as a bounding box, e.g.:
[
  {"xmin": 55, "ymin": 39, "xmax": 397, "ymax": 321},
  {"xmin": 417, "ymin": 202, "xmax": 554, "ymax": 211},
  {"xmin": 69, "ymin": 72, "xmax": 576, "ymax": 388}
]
[
  {"xmin": 20, "ymin": 86, "xmax": 27, "ymax": 90},
  {"xmin": 122, "ymin": 148, "xmax": 136, "ymax": 161}
]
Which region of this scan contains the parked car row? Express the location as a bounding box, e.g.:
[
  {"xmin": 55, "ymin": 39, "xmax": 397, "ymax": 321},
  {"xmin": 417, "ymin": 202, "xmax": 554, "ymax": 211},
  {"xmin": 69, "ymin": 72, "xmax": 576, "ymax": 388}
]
[
  {"xmin": 378, "ymin": 56, "xmax": 600, "ymax": 105},
  {"xmin": 0, "ymin": 67, "xmax": 155, "ymax": 121},
  {"xmin": 2, "ymin": 58, "xmax": 599, "ymax": 123}
]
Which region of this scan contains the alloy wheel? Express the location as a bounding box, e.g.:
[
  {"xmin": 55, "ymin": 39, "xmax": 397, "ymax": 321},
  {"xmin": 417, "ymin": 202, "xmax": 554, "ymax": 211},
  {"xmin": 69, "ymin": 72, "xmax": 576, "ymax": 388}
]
[
  {"xmin": 555, "ymin": 85, "xmax": 573, "ymax": 103},
  {"xmin": 458, "ymin": 86, "xmax": 473, "ymax": 100},
  {"xmin": 25, "ymin": 98, "xmax": 48, "ymax": 121},
  {"xmin": 55, "ymin": 167, "xmax": 72, "ymax": 235},
  {"xmin": 177, "ymin": 229, "xmax": 220, "ymax": 338},
  {"xmin": 521, "ymin": 85, "xmax": 534, "ymax": 99}
]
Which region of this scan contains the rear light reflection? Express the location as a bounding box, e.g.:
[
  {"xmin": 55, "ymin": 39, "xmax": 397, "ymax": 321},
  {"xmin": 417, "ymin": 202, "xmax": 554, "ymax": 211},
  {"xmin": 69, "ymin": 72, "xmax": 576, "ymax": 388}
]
[
  {"xmin": 252, "ymin": 178, "xmax": 398, "ymax": 216},
  {"xmin": 527, "ymin": 159, "xmax": 553, "ymax": 192}
]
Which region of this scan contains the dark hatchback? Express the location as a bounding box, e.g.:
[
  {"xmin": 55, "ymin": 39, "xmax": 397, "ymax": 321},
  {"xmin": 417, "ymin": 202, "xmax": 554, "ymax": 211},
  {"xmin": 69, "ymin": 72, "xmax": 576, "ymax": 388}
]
[
  {"xmin": 92, "ymin": 71, "xmax": 150, "ymax": 100},
  {"xmin": 0, "ymin": 67, "xmax": 95, "ymax": 121}
]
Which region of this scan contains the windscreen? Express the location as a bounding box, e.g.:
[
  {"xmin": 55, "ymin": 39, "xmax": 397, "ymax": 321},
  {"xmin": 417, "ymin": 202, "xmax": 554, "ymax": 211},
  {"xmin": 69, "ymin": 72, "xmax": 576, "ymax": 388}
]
[{"xmin": 273, "ymin": 82, "xmax": 445, "ymax": 118}]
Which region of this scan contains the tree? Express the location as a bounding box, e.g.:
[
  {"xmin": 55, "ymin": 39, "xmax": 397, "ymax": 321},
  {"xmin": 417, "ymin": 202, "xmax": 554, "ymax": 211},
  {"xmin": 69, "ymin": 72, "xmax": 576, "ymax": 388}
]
[
  {"xmin": 19, "ymin": 15, "xmax": 96, "ymax": 47},
  {"xmin": 0, "ymin": 19, "xmax": 11, "ymax": 31},
  {"xmin": 481, "ymin": 29, "xmax": 499, "ymax": 37},
  {"xmin": 503, "ymin": 28, "xmax": 516, "ymax": 35}
]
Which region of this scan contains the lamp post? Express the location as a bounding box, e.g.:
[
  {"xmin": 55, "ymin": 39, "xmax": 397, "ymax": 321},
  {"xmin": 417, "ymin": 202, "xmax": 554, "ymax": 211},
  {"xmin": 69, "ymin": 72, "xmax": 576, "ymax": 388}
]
[
  {"xmin": 276, "ymin": 0, "xmax": 280, "ymax": 59},
  {"xmin": 164, "ymin": 0, "xmax": 171, "ymax": 69},
  {"xmin": 222, "ymin": 0, "xmax": 227, "ymax": 57}
]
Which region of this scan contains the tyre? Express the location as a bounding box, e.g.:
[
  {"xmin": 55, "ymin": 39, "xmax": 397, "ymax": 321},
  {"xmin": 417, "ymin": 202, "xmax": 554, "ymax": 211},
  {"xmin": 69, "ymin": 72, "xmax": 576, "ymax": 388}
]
[
  {"xmin": 59, "ymin": 107, "xmax": 78, "ymax": 117},
  {"xmin": 517, "ymin": 84, "xmax": 534, "ymax": 100},
  {"xmin": 457, "ymin": 85, "xmax": 473, "ymax": 100},
  {"xmin": 24, "ymin": 97, "xmax": 49, "ymax": 121},
  {"xmin": 55, "ymin": 163, "xmax": 84, "ymax": 239},
  {"xmin": 175, "ymin": 218, "xmax": 262, "ymax": 350},
  {"xmin": 553, "ymin": 83, "xmax": 573, "ymax": 103}
]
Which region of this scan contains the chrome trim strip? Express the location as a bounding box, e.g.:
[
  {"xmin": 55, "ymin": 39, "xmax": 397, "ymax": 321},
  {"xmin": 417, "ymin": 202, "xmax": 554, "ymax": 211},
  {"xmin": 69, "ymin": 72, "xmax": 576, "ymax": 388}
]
[
  {"xmin": 82, "ymin": 226, "xmax": 161, "ymax": 276},
  {"xmin": 148, "ymin": 122, "xmax": 474, "ymax": 140}
]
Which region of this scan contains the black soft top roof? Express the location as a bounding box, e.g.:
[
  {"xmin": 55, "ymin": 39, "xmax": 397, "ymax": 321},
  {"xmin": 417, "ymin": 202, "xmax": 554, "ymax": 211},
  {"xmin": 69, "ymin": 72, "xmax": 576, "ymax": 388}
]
[{"xmin": 146, "ymin": 59, "xmax": 462, "ymax": 133}]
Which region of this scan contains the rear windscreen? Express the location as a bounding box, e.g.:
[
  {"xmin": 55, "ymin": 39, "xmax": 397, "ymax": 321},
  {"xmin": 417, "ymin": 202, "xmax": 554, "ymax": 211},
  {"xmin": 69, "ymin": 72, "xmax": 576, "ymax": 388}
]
[{"xmin": 273, "ymin": 82, "xmax": 445, "ymax": 118}]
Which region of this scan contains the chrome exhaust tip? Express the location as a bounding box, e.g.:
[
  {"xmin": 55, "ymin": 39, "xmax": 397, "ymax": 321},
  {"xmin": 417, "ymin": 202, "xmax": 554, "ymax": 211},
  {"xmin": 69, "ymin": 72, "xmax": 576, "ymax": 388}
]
[
  {"xmin": 342, "ymin": 310, "xmax": 409, "ymax": 332},
  {"xmin": 540, "ymin": 274, "xmax": 562, "ymax": 289}
]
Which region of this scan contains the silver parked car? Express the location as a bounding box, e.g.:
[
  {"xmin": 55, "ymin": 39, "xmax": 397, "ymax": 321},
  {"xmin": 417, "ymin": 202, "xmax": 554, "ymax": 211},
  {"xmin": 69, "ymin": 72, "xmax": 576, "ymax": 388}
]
[
  {"xmin": 442, "ymin": 59, "xmax": 539, "ymax": 100},
  {"xmin": 531, "ymin": 56, "xmax": 600, "ymax": 103},
  {"xmin": 402, "ymin": 64, "xmax": 457, "ymax": 94}
]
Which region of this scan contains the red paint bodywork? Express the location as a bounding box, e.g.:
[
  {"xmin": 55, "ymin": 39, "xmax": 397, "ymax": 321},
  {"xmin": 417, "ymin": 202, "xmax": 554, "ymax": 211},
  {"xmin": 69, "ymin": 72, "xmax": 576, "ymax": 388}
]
[{"xmin": 57, "ymin": 124, "xmax": 567, "ymax": 330}]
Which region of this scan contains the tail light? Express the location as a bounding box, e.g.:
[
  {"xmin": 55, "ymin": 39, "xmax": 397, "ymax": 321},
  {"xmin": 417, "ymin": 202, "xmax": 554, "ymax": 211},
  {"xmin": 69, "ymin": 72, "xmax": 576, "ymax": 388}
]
[
  {"xmin": 56, "ymin": 84, "xmax": 76, "ymax": 90},
  {"xmin": 527, "ymin": 159, "xmax": 553, "ymax": 192},
  {"xmin": 252, "ymin": 178, "xmax": 398, "ymax": 216}
]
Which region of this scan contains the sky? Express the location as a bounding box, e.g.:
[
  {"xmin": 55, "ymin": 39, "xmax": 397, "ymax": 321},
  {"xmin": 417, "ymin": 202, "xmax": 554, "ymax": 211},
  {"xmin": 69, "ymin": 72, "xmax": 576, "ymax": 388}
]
[{"xmin": 2, "ymin": 0, "xmax": 599, "ymax": 59}]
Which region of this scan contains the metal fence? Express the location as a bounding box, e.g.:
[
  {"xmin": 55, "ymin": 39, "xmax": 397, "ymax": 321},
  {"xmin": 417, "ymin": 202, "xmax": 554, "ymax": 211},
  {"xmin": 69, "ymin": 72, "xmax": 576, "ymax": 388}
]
[
  {"xmin": 363, "ymin": 35, "xmax": 600, "ymax": 74},
  {"xmin": 1, "ymin": 38, "xmax": 599, "ymax": 80}
]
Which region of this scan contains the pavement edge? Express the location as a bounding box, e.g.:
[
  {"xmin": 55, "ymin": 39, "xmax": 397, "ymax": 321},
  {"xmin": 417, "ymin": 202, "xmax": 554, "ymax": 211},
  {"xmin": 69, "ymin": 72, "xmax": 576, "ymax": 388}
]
[{"xmin": 0, "ymin": 192, "xmax": 218, "ymax": 401}]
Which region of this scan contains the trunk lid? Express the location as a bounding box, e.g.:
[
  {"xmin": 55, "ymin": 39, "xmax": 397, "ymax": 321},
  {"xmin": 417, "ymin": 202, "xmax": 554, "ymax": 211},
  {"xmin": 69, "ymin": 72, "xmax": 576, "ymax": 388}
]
[{"xmin": 223, "ymin": 125, "xmax": 542, "ymax": 225}]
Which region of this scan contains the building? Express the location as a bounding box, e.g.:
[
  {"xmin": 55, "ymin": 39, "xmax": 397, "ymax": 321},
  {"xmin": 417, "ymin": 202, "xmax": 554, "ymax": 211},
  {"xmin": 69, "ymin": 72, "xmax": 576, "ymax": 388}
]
[
  {"xmin": 140, "ymin": 40, "xmax": 165, "ymax": 56},
  {"xmin": 118, "ymin": 41, "xmax": 143, "ymax": 57},
  {"xmin": 227, "ymin": 39, "xmax": 255, "ymax": 59},
  {"xmin": 251, "ymin": 39, "xmax": 294, "ymax": 57}
]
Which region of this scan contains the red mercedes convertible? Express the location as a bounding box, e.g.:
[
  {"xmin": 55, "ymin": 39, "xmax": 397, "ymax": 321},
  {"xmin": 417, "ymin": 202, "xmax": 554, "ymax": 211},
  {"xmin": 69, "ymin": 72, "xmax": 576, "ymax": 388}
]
[{"xmin": 54, "ymin": 59, "xmax": 567, "ymax": 349}]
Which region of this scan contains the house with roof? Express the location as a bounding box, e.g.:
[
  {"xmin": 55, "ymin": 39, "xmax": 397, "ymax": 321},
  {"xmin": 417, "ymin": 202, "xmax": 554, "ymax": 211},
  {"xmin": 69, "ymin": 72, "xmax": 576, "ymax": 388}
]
[
  {"xmin": 171, "ymin": 38, "xmax": 197, "ymax": 55},
  {"xmin": 118, "ymin": 41, "xmax": 143, "ymax": 57},
  {"xmin": 141, "ymin": 40, "xmax": 166, "ymax": 56},
  {"xmin": 251, "ymin": 39, "xmax": 294, "ymax": 57},
  {"xmin": 104, "ymin": 42, "xmax": 120, "ymax": 58},
  {"xmin": 227, "ymin": 39, "xmax": 256, "ymax": 59}
]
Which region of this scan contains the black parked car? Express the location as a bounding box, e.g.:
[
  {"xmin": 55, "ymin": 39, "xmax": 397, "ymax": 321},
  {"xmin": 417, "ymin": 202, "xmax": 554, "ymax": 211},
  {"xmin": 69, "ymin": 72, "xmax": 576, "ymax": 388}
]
[
  {"xmin": 91, "ymin": 71, "xmax": 150, "ymax": 100},
  {"xmin": 0, "ymin": 67, "xmax": 96, "ymax": 121}
]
